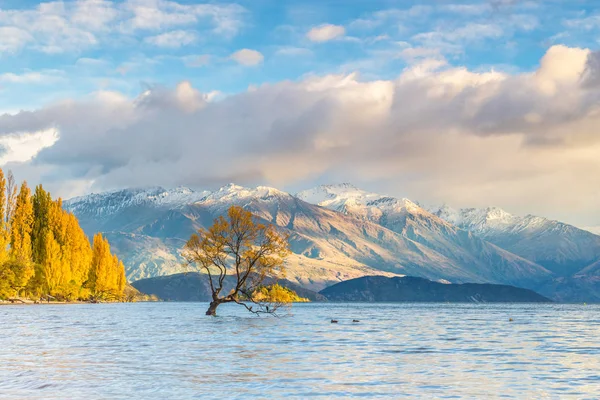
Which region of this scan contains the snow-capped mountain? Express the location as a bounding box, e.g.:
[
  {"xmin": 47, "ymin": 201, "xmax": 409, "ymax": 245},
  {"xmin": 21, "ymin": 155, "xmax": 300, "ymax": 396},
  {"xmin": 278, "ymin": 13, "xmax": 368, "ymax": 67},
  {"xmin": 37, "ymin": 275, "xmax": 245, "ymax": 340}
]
[
  {"xmin": 298, "ymin": 184, "xmax": 551, "ymax": 284},
  {"xmin": 65, "ymin": 184, "xmax": 395, "ymax": 286},
  {"xmin": 297, "ymin": 183, "xmax": 422, "ymax": 220},
  {"xmin": 66, "ymin": 186, "xmax": 211, "ymax": 215},
  {"xmin": 65, "ymin": 183, "xmax": 552, "ymax": 291},
  {"xmin": 64, "ymin": 182, "xmax": 600, "ymax": 300},
  {"xmin": 429, "ymin": 205, "xmax": 600, "ymax": 276}
]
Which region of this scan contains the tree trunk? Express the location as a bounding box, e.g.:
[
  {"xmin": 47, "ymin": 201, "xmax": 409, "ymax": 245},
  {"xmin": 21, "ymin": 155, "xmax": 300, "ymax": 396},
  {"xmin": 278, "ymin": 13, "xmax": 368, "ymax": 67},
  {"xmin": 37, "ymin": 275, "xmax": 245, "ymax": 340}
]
[{"xmin": 206, "ymin": 301, "xmax": 220, "ymax": 316}]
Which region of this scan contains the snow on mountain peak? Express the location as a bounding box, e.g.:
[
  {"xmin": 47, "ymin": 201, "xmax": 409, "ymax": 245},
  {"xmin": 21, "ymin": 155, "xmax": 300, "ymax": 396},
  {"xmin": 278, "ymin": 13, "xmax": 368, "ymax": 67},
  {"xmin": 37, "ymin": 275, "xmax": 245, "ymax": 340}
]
[
  {"xmin": 144, "ymin": 186, "xmax": 209, "ymax": 205},
  {"xmin": 321, "ymin": 183, "xmax": 358, "ymax": 191},
  {"xmin": 297, "ymin": 184, "xmax": 424, "ymax": 218},
  {"xmin": 64, "ymin": 186, "xmax": 211, "ymax": 217},
  {"xmin": 255, "ymin": 186, "xmax": 289, "ymax": 198},
  {"xmin": 427, "ymin": 205, "xmax": 518, "ymax": 234},
  {"xmin": 485, "ymin": 207, "xmax": 514, "ymax": 221},
  {"xmin": 431, "ymin": 204, "xmax": 461, "ymax": 225},
  {"xmin": 202, "ymin": 183, "xmax": 292, "ymax": 206}
]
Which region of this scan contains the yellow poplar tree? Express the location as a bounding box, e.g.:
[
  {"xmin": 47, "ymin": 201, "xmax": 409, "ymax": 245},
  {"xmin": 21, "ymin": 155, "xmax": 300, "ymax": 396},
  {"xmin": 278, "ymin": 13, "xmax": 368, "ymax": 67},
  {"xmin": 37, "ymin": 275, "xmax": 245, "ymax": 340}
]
[
  {"xmin": 0, "ymin": 172, "xmax": 127, "ymax": 301},
  {"xmin": 0, "ymin": 169, "xmax": 8, "ymax": 264},
  {"xmin": 32, "ymin": 185, "xmax": 52, "ymax": 265},
  {"xmin": 41, "ymin": 231, "xmax": 66, "ymax": 295},
  {"xmin": 10, "ymin": 182, "xmax": 34, "ymax": 262},
  {"xmin": 89, "ymin": 233, "xmax": 127, "ymax": 299},
  {"xmin": 8, "ymin": 181, "xmax": 35, "ymax": 296},
  {"xmin": 117, "ymin": 259, "xmax": 126, "ymax": 294},
  {"xmin": 64, "ymin": 213, "xmax": 93, "ymax": 288}
]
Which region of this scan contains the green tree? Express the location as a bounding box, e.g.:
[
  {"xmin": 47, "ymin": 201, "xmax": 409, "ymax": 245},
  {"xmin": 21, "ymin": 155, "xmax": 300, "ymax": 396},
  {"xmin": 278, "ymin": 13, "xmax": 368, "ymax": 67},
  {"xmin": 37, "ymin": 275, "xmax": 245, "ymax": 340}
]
[
  {"xmin": 32, "ymin": 184, "xmax": 52, "ymax": 265},
  {"xmin": 2, "ymin": 259, "xmax": 34, "ymax": 298}
]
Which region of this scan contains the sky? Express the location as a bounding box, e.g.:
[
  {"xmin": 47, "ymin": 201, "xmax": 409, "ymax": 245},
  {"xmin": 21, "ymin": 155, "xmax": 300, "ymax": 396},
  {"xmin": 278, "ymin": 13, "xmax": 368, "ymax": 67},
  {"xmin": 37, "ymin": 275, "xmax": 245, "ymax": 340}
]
[{"xmin": 0, "ymin": 0, "xmax": 600, "ymax": 228}]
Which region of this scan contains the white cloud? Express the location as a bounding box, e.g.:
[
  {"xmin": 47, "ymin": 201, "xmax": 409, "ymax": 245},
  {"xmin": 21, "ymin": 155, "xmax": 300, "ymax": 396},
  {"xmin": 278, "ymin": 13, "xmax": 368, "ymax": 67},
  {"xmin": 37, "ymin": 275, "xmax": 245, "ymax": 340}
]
[
  {"xmin": 414, "ymin": 23, "xmax": 504, "ymax": 44},
  {"xmin": 72, "ymin": 0, "xmax": 120, "ymax": 31},
  {"xmin": 122, "ymin": 0, "xmax": 246, "ymax": 37},
  {"xmin": 442, "ymin": 4, "xmax": 490, "ymax": 15},
  {"xmin": 230, "ymin": 49, "xmax": 264, "ymax": 66},
  {"xmin": 124, "ymin": 0, "xmax": 197, "ymax": 30},
  {"xmin": 75, "ymin": 57, "xmax": 110, "ymax": 68},
  {"xmin": 0, "ymin": 3, "xmax": 99, "ymax": 53},
  {"xmin": 348, "ymin": 6, "xmax": 432, "ymax": 31},
  {"xmin": 0, "ymin": 27, "xmax": 34, "ymax": 52},
  {"xmin": 2, "ymin": 46, "xmax": 600, "ymax": 225},
  {"xmin": 182, "ymin": 54, "xmax": 211, "ymax": 67},
  {"xmin": 564, "ymin": 15, "xmax": 600, "ymax": 30},
  {"xmin": 145, "ymin": 30, "xmax": 197, "ymax": 48},
  {"xmin": 173, "ymin": 81, "xmax": 206, "ymax": 112},
  {"xmin": 0, "ymin": 0, "xmax": 247, "ymax": 54},
  {"xmin": 275, "ymin": 47, "xmax": 312, "ymax": 57},
  {"xmin": 0, "ymin": 70, "xmax": 65, "ymax": 84},
  {"xmin": 0, "ymin": 128, "xmax": 59, "ymax": 165},
  {"xmin": 306, "ymin": 24, "xmax": 345, "ymax": 42},
  {"xmin": 398, "ymin": 47, "xmax": 443, "ymax": 62},
  {"xmin": 535, "ymin": 45, "xmax": 589, "ymax": 95}
]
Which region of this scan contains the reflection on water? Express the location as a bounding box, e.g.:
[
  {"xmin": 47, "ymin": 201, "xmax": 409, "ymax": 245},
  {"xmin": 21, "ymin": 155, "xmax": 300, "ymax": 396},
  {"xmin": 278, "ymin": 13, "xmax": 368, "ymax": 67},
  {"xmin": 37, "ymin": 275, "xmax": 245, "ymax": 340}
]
[{"xmin": 0, "ymin": 303, "xmax": 599, "ymax": 399}]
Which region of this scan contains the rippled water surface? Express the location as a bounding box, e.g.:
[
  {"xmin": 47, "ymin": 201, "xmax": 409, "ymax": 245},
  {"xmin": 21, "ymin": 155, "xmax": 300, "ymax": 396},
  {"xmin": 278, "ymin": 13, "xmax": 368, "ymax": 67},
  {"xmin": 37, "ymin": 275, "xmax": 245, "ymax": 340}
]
[{"xmin": 1, "ymin": 303, "xmax": 599, "ymax": 399}]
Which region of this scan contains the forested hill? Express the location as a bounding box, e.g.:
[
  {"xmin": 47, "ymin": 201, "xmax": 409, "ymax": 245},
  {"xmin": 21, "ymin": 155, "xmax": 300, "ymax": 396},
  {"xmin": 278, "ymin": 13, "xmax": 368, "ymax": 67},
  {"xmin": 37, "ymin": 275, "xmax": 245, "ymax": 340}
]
[
  {"xmin": 132, "ymin": 272, "xmax": 326, "ymax": 302},
  {"xmin": 320, "ymin": 276, "xmax": 551, "ymax": 303},
  {"xmin": 0, "ymin": 168, "xmax": 127, "ymax": 301}
]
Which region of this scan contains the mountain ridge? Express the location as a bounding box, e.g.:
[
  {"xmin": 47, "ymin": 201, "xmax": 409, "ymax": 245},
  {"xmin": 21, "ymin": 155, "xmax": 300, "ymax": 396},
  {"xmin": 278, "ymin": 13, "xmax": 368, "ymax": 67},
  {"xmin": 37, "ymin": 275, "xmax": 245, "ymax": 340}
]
[
  {"xmin": 320, "ymin": 275, "xmax": 552, "ymax": 303},
  {"xmin": 429, "ymin": 204, "xmax": 600, "ymax": 276},
  {"xmin": 64, "ymin": 183, "xmax": 600, "ymax": 301}
]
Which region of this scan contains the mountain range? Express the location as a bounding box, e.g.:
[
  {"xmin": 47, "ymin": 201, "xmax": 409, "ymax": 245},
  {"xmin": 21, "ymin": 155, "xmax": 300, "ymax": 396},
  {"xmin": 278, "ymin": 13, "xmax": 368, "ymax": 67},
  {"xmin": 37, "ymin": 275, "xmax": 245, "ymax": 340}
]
[{"xmin": 64, "ymin": 183, "xmax": 600, "ymax": 302}]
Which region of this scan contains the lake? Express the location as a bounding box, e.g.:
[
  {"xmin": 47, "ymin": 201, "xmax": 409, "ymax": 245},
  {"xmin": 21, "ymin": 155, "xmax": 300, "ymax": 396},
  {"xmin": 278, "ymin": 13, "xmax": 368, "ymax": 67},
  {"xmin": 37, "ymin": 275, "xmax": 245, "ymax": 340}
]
[{"xmin": 1, "ymin": 303, "xmax": 599, "ymax": 399}]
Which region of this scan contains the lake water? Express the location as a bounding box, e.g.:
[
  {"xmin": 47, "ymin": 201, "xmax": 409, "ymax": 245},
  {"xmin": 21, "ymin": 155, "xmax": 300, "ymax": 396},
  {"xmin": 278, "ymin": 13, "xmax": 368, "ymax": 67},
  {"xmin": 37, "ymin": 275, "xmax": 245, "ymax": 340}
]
[{"xmin": 1, "ymin": 303, "xmax": 599, "ymax": 399}]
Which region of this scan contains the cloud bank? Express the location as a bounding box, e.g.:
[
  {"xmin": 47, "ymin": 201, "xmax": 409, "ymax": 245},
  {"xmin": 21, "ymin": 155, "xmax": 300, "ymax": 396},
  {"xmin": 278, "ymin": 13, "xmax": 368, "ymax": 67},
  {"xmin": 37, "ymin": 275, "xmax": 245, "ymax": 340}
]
[
  {"xmin": 1, "ymin": 45, "xmax": 600, "ymax": 225},
  {"xmin": 0, "ymin": 0, "xmax": 246, "ymax": 53}
]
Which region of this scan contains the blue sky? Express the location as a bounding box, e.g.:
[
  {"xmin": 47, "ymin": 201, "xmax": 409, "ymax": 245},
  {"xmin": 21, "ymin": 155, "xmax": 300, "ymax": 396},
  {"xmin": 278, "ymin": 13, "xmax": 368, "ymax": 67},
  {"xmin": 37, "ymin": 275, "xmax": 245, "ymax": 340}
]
[
  {"xmin": 1, "ymin": 0, "xmax": 600, "ymax": 227},
  {"xmin": 1, "ymin": 0, "xmax": 598, "ymax": 112}
]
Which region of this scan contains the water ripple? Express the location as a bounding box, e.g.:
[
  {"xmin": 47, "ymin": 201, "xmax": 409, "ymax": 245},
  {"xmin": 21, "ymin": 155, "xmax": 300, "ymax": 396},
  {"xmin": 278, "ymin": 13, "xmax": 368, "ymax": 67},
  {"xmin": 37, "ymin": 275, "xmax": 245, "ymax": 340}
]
[{"xmin": 0, "ymin": 303, "xmax": 599, "ymax": 399}]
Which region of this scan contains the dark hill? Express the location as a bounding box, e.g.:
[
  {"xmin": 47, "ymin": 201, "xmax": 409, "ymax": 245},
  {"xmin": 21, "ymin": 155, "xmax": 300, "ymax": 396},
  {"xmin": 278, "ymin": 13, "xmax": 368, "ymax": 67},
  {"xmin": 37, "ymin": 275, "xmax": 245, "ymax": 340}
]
[
  {"xmin": 319, "ymin": 276, "xmax": 551, "ymax": 303},
  {"xmin": 131, "ymin": 272, "xmax": 327, "ymax": 302}
]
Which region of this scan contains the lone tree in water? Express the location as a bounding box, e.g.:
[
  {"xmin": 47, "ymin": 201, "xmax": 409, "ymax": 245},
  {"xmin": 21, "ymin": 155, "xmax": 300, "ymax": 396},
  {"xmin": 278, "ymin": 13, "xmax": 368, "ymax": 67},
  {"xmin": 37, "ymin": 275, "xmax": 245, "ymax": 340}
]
[{"xmin": 183, "ymin": 205, "xmax": 290, "ymax": 316}]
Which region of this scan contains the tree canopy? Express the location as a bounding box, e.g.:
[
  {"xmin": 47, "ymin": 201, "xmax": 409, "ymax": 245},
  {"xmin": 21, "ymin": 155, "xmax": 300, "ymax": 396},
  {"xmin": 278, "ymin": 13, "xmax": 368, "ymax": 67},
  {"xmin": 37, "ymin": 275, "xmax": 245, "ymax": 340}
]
[
  {"xmin": 0, "ymin": 169, "xmax": 127, "ymax": 301},
  {"xmin": 183, "ymin": 205, "xmax": 291, "ymax": 316}
]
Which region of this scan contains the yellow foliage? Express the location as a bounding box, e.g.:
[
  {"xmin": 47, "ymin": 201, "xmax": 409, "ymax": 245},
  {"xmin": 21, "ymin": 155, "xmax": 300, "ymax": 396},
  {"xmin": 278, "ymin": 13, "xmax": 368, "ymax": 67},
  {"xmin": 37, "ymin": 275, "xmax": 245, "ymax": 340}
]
[
  {"xmin": 251, "ymin": 284, "xmax": 309, "ymax": 303},
  {"xmin": 184, "ymin": 205, "xmax": 291, "ymax": 315},
  {"xmin": 0, "ymin": 169, "xmax": 8, "ymax": 264},
  {"xmin": 88, "ymin": 233, "xmax": 126, "ymax": 300},
  {"xmin": 0, "ymin": 170, "xmax": 127, "ymax": 301},
  {"xmin": 10, "ymin": 182, "xmax": 33, "ymax": 263}
]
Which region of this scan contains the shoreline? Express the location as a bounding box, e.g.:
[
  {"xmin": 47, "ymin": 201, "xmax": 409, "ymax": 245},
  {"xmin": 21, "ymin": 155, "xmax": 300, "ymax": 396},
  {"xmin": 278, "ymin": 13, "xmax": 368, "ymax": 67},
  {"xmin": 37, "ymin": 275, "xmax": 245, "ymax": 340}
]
[{"xmin": 0, "ymin": 300, "xmax": 129, "ymax": 306}]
